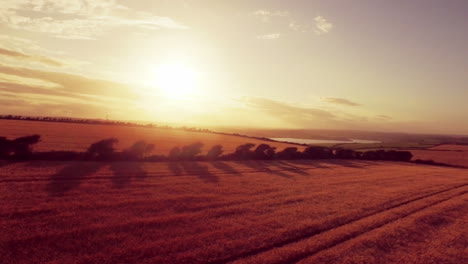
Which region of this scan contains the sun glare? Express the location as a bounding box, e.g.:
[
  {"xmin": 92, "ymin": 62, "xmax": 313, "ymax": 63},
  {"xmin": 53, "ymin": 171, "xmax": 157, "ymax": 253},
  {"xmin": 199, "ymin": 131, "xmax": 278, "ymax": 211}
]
[{"xmin": 152, "ymin": 63, "xmax": 198, "ymax": 98}]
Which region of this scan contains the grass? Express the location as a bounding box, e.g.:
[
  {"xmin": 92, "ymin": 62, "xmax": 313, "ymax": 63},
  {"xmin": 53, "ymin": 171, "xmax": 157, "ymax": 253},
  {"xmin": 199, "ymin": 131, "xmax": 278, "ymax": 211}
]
[{"xmin": 1, "ymin": 160, "xmax": 467, "ymax": 264}]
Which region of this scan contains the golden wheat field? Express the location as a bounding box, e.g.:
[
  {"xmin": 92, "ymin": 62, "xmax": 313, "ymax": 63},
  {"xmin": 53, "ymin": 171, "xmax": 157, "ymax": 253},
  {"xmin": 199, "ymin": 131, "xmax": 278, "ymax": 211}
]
[
  {"xmin": 1, "ymin": 159, "xmax": 467, "ymax": 264},
  {"xmin": 0, "ymin": 120, "xmax": 304, "ymax": 155},
  {"xmin": 408, "ymin": 144, "xmax": 468, "ymax": 167}
]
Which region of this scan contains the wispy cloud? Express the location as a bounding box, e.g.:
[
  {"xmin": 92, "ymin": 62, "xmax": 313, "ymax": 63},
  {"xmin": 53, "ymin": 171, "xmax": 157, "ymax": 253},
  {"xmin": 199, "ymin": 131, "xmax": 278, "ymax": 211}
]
[
  {"xmin": 0, "ymin": 47, "xmax": 63, "ymax": 67},
  {"xmin": 322, "ymin": 97, "xmax": 360, "ymax": 106},
  {"xmin": 241, "ymin": 96, "xmax": 336, "ymax": 126},
  {"xmin": 253, "ymin": 9, "xmax": 289, "ymax": 22},
  {"xmin": 289, "ymin": 21, "xmax": 308, "ymax": 32},
  {"xmin": 0, "ymin": 64, "xmax": 137, "ymax": 100},
  {"xmin": 257, "ymin": 33, "xmax": 281, "ymax": 40},
  {"xmin": 0, "ymin": 0, "xmax": 188, "ymax": 40},
  {"xmin": 314, "ymin": 16, "xmax": 333, "ymax": 35},
  {"xmin": 376, "ymin": 115, "xmax": 392, "ymax": 121}
]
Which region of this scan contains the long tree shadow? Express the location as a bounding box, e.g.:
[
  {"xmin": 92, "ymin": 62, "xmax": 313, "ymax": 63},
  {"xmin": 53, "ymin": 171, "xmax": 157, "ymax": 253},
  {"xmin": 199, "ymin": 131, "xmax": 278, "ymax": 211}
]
[
  {"xmin": 46, "ymin": 162, "xmax": 105, "ymax": 196},
  {"xmin": 236, "ymin": 160, "xmax": 294, "ymax": 179},
  {"xmin": 272, "ymin": 160, "xmax": 309, "ymax": 175},
  {"xmin": 180, "ymin": 162, "xmax": 219, "ymax": 183},
  {"xmin": 285, "ymin": 159, "xmax": 332, "ymax": 169},
  {"xmin": 109, "ymin": 162, "xmax": 147, "ymax": 188},
  {"xmin": 168, "ymin": 162, "xmax": 183, "ymax": 176},
  {"xmin": 327, "ymin": 159, "xmax": 372, "ymax": 168},
  {"xmin": 212, "ymin": 161, "xmax": 242, "ymax": 176},
  {"xmin": 0, "ymin": 160, "xmax": 14, "ymax": 168},
  {"xmin": 25, "ymin": 161, "xmax": 64, "ymax": 168}
]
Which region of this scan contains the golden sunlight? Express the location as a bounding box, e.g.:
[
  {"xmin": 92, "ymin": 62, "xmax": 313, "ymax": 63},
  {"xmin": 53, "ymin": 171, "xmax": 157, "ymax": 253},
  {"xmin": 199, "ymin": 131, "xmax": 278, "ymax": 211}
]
[{"xmin": 152, "ymin": 63, "xmax": 199, "ymax": 98}]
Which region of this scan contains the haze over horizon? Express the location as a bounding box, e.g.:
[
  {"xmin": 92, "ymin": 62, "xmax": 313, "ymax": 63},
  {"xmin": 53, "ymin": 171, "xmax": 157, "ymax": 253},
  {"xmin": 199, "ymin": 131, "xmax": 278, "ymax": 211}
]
[{"xmin": 1, "ymin": 0, "xmax": 467, "ymax": 135}]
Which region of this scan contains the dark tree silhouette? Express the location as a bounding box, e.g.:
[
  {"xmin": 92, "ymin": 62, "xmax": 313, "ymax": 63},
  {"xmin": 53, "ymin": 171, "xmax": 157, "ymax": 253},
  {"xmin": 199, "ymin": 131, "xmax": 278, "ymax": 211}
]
[
  {"xmin": 11, "ymin": 135, "xmax": 41, "ymax": 159},
  {"xmin": 253, "ymin": 144, "xmax": 276, "ymax": 160},
  {"xmin": 394, "ymin": 151, "xmax": 413, "ymax": 161},
  {"xmin": 302, "ymin": 146, "xmax": 333, "ymax": 159},
  {"xmin": 123, "ymin": 140, "xmax": 155, "ymax": 160},
  {"xmin": 334, "ymin": 148, "xmax": 357, "ymax": 159},
  {"xmin": 180, "ymin": 142, "xmax": 204, "ymax": 160},
  {"xmin": 168, "ymin": 147, "xmax": 181, "ymax": 160},
  {"xmin": 276, "ymin": 147, "xmax": 302, "ymax": 160},
  {"xmin": 231, "ymin": 143, "xmax": 256, "ymax": 160},
  {"xmin": 0, "ymin": 137, "xmax": 12, "ymax": 158},
  {"xmin": 360, "ymin": 150, "xmax": 413, "ymax": 161},
  {"xmin": 86, "ymin": 138, "xmax": 118, "ymax": 160},
  {"xmin": 362, "ymin": 150, "xmax": 378, "ymax": 160},
  {"xmin": 206, "ymin": 145, "xmax": 223, "ymax": 160}
]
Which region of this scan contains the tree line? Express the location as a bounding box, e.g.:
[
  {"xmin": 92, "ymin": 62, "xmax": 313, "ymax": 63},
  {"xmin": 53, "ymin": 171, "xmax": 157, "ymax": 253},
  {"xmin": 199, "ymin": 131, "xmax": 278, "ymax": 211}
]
[{"xmin": 0, "ymin": 135, "xmax": 415, "ymax": 162}]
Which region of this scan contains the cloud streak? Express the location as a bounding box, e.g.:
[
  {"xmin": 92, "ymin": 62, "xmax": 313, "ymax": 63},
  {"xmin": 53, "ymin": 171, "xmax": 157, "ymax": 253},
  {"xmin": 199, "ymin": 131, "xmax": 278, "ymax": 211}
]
[
  {"xmin": 254, "ymin": 9, "xmax": 289, "ymax": 22},
  {"xmin": 257, "ymin": 33, "xmax": 281, "ymax": 40},
  {"xmin": 322, "ymin": 97, "xmax": 360, "ymax": 106},
  {"xmin": 0, "ymin": 64, "xmax": 138, "ymax": 100},
  {"xmin": 0, "ymin": 47, "xmax": 63, "ymax": 67},
  {"xmin": 0, "ymin": 0, "xmax": 188, "ymax": 40},
  {"xmin": 314, "ymin": 16, "xmax": 333, "ymax": 35},
  {"xmin": 241, "ymin": 97, "xmax": 337, "ymax": 127}
]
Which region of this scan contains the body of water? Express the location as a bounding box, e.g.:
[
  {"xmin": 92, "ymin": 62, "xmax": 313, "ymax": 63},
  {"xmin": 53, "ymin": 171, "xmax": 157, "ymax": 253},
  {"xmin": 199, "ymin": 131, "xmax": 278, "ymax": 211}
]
[{"xmin": 271, "ymin": 138, "xmax": 382, "ymax": 145}]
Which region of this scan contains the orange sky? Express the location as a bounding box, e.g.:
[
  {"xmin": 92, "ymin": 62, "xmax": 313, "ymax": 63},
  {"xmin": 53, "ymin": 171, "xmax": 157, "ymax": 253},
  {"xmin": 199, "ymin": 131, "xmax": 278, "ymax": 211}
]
[{"xmin": 0, "ymin": 1, "xmax": 467, "ymax": 135}]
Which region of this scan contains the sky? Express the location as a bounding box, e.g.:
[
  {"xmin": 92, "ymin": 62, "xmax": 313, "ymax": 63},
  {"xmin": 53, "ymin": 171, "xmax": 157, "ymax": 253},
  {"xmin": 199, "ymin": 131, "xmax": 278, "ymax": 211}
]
[{"xmin": 1, "ymin": 0, "xmax": 467, "ymax": 135}]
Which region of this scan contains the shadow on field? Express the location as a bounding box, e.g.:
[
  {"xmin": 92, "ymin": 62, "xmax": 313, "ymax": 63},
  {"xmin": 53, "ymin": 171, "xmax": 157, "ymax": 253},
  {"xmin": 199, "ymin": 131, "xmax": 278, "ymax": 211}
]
[
  {"xmin": 0, "ymin": 160, "xmax": 12, "ymax": 168},
  {"xmin": 181, "ymin": 162, "xmax": 219, "ymax": 183},
  {"xmin": 236, "ymin": 161, "xmax": 295, "ymax": 179},
  {"xmin": 273, "ymin": 160, "xmax": 309, "ymax": 175},
  {"xmin": 286, "ymin": 160, "xmax": 332, "ymax": 169},
  {"xmin": 212, "ymin": 161, "xmax": 242, "ymax": 175},
  {"xmin": 46, "ymin": 162, "xmax": 104, "ymax": 196},
  {"xmin": 331, "ymin": 159, "xmax": 373, "ymax": 168},
  {"xmin": 168, "ymin": 162, "xmax": 183, "ymax": 176},
  {"xmin": 109, "ymin": 162, "xmax": 147, "ymax": 188},
  {"xmin": 168, "ymin": 162, "xmax": 219, "ymax": 183}
]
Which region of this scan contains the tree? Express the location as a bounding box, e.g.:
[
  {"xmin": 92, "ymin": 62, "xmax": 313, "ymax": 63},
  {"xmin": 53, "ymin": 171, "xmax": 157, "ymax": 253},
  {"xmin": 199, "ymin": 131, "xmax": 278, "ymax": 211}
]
[
  {"xmin": 168, "ymin": 147, "xmax": 181, "ymax": 160},
  {"xmin": 253, "ymin": 144, "xmax": 276, "ymax": 160},
  {"xmin": 180, "ymin": 142, "xmax": 204, "ymax": 160},
  {"xmin": 86, "ymin": 138, "xmax": 118, "ymax": 160},
  {"xmin": 206, "ymin": 145, "xmax": 223, "ymax": 160},
  {"xmin": 394, "ymin": 151, "xmax": 413, "ymax": 161},
  {"xmin": 302, "ymin": 146, "xmax": 333, "ymax": 159},
  {"xmin": 232, "ymin": 143, "xmax": 256, "ymax": 160},
  {"xmin": 0, "ymin": 137, "xmax": 12, "ymax": 158},
  {"xmin": 277, "ymin": 147, "xmax": 302, "ymax": 160},
  {"xmin": 124, "ymin": 141, "xmax": 155, "ymax": 160},
  {"xmin": 11, "ymin": 135, "xmax": 41, "ymax": 158},
  {"xmin": 334, "ymin": 148, "xmax": 357, "ymax": 159}
]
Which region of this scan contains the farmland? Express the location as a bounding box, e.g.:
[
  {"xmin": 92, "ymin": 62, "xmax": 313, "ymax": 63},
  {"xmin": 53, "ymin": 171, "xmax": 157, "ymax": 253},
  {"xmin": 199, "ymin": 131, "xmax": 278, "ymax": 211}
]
[
  {"xmin": 408, "ymin": 145, "xmax": 468, "ymax": 167},
  {"xmin": 1, "ymin": 159, "xmax": 467, "ymax": 264},
  {"xmin": 0, "ymin": 120, "xmax": 305, "ymax": 155}
]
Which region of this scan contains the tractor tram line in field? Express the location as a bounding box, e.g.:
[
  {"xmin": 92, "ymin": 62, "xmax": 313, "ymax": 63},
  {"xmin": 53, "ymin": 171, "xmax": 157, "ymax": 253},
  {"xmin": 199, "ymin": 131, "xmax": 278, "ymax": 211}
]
[
  {"xmin": 243, "ymin": 187, "xmax": 467, "ymax": 264},
  {"xmin": 208, "ymin": 183, "xmax": 468, "ymax": 264},
  {"xmin": 1, "ymin": 160, "xmax": 467, "ymax": 264}
]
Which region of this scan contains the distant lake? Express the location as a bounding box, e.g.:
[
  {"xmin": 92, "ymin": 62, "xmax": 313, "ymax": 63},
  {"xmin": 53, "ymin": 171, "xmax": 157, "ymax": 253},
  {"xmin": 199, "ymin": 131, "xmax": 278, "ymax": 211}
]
[{"xmin": 271, "ymin": 138, "xmax": 382, "ymax": 145}]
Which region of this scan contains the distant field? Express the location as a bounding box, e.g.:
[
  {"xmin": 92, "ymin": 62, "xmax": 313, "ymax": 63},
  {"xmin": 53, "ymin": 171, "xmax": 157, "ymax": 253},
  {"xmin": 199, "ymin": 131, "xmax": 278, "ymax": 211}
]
[
  {"xmin": 0, "ymin": 120, "xmax": 304, "ymax": 155},
  {"xmin": 408, "ymin": 144, "xmax": 468, "ymax": 167},
  {"xmin": 325, "ymin": 142, "xmax": 438, "ymax": 150},
  {"xmin": 1, "ymin": 160, "xmax": 466, "ymax": 264}
]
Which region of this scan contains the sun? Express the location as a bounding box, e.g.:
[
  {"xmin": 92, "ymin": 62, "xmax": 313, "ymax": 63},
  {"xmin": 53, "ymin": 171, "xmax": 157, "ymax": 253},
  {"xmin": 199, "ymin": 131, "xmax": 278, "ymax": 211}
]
[{"xmin": 152, "ymin": 63, "xmax": 199, "ymax": 98}]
